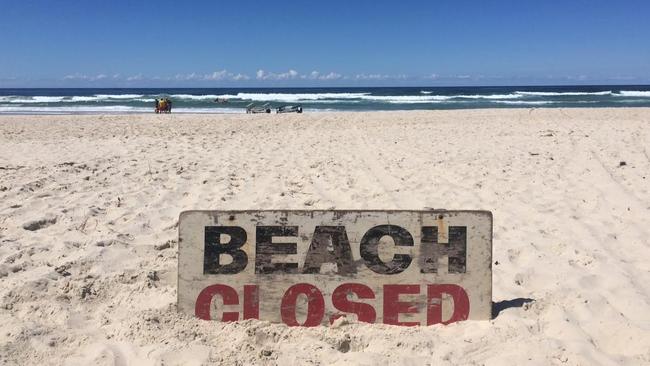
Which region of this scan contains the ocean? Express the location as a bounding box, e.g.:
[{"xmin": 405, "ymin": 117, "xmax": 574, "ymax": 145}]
[{"xmin": 1, "ymin": 86, "xmax": 650, "ymax": 114}]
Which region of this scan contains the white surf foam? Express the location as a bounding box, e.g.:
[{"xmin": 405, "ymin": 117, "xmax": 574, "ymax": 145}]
[
  {"xmin": 170, "ymin": 94, "xmax": 222, "ymax": 100},
  {"xmin": 170, "ymin": 92, "xmax": 372, "ymax": 102},
  {"xmin": 361, "ymin": 95, "xmax": 452, "ymax": 102},
  {"xmin": 94, "ymin": 94, "xmax": 144, "ymax": 99},
  {"xmin": 455, "ymin": 94, "xmax": 523, "ymax": 99},
  {"xmin": 0, "ymin": 105, "xmax": 243, "ymax": 115},
  {"xmin": 71, "ymin": 95, "xmax": 154, "ymax": 102},
  {"xmin": 360, "ymin": 94, "xmax": 521, "ymax": 103},
  {"xmin": 495, "ymin": 100, "xmax": 555, "ymax": 105},
  {"xmin": 420, "ymin": 91, "xmax": 433, "ymax": 94},
  {"xmin": 70, "ymin": 96, "xmax": 100, "ymax": 102},
  {"xmin": 234, "ymin": 92, "xmax": 370, "ymax": 102},
  {"xmin": 386, "ymin": 100, "xmax": 448, "ymax": 104},
  {"xmin": 1, "ymin": 96, "xmax": 66, "ymax": 103},
  {"xmin": 170, "ymin": 108, "xmax": 242, "ymax": 114},
  {"xmin": 614, "ymin": 91, "xmax": 650, "ymax": 97},
  {"xmin": 515, "ymin": 91, "xmax": 612, "ymax": 96},
  {"xmin": 0, "ymin": 106, "xmax": 150, "ymax": 114},
  {"xmin": 0, "ymin": 95, "xmax": 146, "ymax": 103},
  {"xmin": 307, "ymin": 100, "xmax": 363, "ymax": 104}
]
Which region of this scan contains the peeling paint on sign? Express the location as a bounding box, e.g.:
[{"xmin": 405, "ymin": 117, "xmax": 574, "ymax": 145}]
[{"xmin": 178, "ymin": 210, "xmax": 492, "ymax": 326}]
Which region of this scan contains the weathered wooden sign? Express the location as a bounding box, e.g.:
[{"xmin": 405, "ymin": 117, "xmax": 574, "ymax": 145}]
[{"xmin": 178, "ymin": 210, "xmax": 492, "ymax": 326}]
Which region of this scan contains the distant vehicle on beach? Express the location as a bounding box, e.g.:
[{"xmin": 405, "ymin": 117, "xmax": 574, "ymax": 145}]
[
  {"xmin": 276, "ymin": 105, "xmax": 303, "ymax": 113},
  {"xmin": 246, "ymin": 103, "xmax": 271, "ymax": 113},
  {"xmin": 155, "ymin": 98, "xmax": 172, "ymax": 113}
]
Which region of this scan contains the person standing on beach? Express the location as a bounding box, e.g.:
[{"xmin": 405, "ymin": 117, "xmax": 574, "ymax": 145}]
[
  {"xmin": 154, "ymin": 98, "xmax": 159, "ymax": 113},
  {"xmin": 168, "ymin": 99, "xmax": 172, "ymax": 113}
]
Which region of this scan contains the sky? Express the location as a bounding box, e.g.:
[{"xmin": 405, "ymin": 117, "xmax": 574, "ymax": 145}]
[{"xmin": 1, "ymin": 0, "xmax": 649, "ymax": 87}]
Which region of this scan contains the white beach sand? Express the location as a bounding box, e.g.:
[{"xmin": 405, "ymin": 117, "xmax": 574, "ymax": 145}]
[{"xmin": 0, "ymin": 108, "xmax": 649, "ymax": 365}]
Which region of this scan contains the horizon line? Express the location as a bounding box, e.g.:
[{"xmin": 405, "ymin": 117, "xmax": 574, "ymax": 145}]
[{"xmin": 1, "ymin": 83, "xmax": 650, "ymax": 89}]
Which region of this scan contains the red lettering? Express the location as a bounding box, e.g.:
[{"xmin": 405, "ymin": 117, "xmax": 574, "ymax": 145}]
[
  {"xmin": 243, "ymin": 285, "xmax": 259, "ymax": 319},
  {"xmin": 330, "ymin": 283, "xmax": 376, "ymax": 324},
  {"xmin": 193, "ymin": 283, "xmax": 471, "ymax": 326},
  {"xmin": 195, "ymin": 284, "xmax": 239, "ymax": 321},
  {"xmin": 281, "ymin": 283, "xmax": 325, "ymax": 326},
  {"xmin": 427, "ymin": 284, "xmax": 470, "ymax": 325},
  {"xmin": 383, "ymin": 284, "xmax": 420, "ymax": 326}
]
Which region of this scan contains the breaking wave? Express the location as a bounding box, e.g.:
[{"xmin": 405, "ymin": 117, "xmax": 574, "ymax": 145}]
[
  {"xmin": 495, "ymin": 101, "xmax": 556, "ymax": 105},
  {"xmin": 0, "ymin": 106, "xmax": 149, "ymax": 114},
  {"xmin": 0, "ymin": 96, "xmax": 66, "ymax": 103},
  {"xmin": 360, "ymin": 94, "xmax": 522, "ymax": 102},
  {"xmin": 0, "ymin": 105, "xmax": 241, "ymax": 114},
  {"xmin": 94, "ymin": 94, "xmax": 144, "ymax": 99},
  {"xmin": 209, "ymin": 92, "xmax": 371, "ymax": 102},
  {"xmin": 169, "ymin": 94, "xmax": 222, "ymax": 100},
  {"xmin": 2, "ymin": 87, "xmax": 650, "ymax": 114},
  {"xmin": 614, "ymin": 90, "xmax": 650, "ymax": 97},
  {"xmin": 0, "ymin": 94, "xmax": 147, "ymax": 103},
  {"xmin": 515, "ymin": 91, "xmax": 612, "ymax": 96}
]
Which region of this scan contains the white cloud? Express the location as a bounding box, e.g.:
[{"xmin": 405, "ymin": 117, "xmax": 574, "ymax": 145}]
[
  {"xmin": 63, "ymin": 73, "xmax": 85, "ymax": 80},
  {"xmin": 256, "ymin": 69, "xmax": 300, "ymax": 80},
  {"xmin": 217, "ymin": 70, "xmax": 250, "ymax": 81},
  {"xmin": 63, "ymin": 73, "xmax": 113, "ymax": 81},
  {"xmin": 127, "ymin": 74, "xmax": 144, "ymax": 81},
  {"xmin": 232, "ymin": 73, "xmax": 250, "ymax": 81},
  {"xmin": 173, "ymin": 69, "xmax": 251, "ymax": 82},
  {"xmin": 60, "ymin": 69, "xmax": 422, "ymax": 83},
  {"xmin": 204, "ymin": 70, "xmax": 228, "ymax": 80},
  {"xmin": 319, "ymin": 72, "xmax": 342, "ymax": 80},
  {"xmin": 355, "ymin": 73, "xmax": 389, "ymax": 80},
  {"xmin": 255, "ymin": 69, "xmax": 344, "ymax": 81}
]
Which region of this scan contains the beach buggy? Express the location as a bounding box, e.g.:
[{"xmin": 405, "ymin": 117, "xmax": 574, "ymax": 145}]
[
  {"xmin": 276, "ymin": 104, "xmax": 303, "ymax": 113},
  {"xmin": 155, "ymin": 98, "xmax": 172, "ymax": 113},
  {"xmin": 246, "ymin": 103, "xmax": 271, "ymax": 113}
]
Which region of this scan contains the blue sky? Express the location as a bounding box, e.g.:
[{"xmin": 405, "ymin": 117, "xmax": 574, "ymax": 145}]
[{"xmin": 1, "ymin": 0, "xmax": 649, "ymax": 87}]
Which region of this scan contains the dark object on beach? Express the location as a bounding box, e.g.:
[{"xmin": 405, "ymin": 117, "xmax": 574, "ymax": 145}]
[
  {"xmin": 155, "ymin": 98, "xmax": 172, "ymax": 113},
  {"xmin": 22, "ymin": 216, "xmax": 57, "ymax": 231},
  {"xmin": 276, "ymin": 105, "xmax": 303, "ymax": 114},
  {"xmin": 619, "ymin": 161, "xmax": 627, "ymax": 167},
  {"xmin": 246, "ymin": 103, "xmax": 271, "ymax": 114}
]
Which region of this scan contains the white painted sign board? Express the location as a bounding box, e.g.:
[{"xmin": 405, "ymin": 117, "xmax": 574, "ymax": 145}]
[{"xmin": 178, "ymin": 210, "xmax": 492, "ymax": 326}]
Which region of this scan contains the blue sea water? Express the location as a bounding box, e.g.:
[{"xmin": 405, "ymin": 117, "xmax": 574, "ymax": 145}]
[{"xmin": 1, "ymin": 86, "xmax": 650, "ymax": 114}]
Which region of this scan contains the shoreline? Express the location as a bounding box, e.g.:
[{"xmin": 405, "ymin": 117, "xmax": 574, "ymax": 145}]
[{"xmin": 1, "ymin": 105, "xmax": 650, "ymax": 117}]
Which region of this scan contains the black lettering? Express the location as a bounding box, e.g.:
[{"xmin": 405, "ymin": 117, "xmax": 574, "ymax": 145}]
[
  {"xmin": 203, "ymin": 226, "xmax": 248, "ymax": 274},
  {"xmin": 303, "ymin": 226, "xmax": 356, "ymax": 275},
  {"xmin": 255, "ymin": 226, "xmax": 299, "ymax": 274},
  {"xmin": 360, "ymin": 225, "xmax": 413, "ymax": 274},
  {"xmin": 419, "ymin": 226, "xmax": 466, "ymax": 273}
]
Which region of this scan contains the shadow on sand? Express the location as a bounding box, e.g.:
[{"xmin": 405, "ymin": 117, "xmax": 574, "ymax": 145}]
[{"xmin": 492, "ymin": 298, "xmax": 535, "ymax": 318}]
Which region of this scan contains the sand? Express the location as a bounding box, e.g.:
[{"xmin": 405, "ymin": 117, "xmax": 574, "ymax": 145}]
[{"xmin": 0, "ymin": 108, "xmax": 649, "ymax": 365}]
